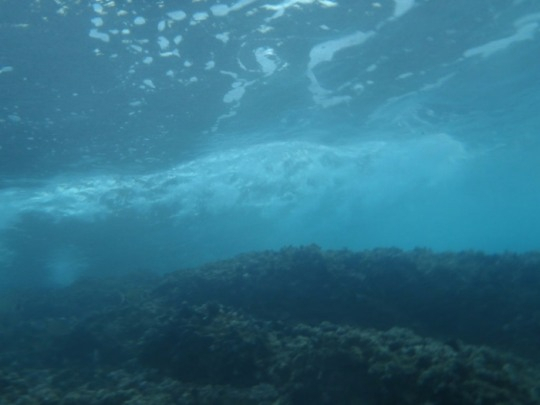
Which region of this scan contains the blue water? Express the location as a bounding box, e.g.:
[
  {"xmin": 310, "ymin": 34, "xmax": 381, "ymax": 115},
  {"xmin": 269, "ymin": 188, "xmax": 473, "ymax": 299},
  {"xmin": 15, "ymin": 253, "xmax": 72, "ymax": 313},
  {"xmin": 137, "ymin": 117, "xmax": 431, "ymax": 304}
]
[{"xmin": 1, "ymin": 0, "xmax": 539, "ymax": 288}]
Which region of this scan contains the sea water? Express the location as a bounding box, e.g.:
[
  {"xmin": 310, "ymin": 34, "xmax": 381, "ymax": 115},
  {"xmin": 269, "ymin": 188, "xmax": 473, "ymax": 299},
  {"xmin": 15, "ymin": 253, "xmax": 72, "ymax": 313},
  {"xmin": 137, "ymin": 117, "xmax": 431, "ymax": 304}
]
[{"xmin": 1, "ymin": 0, "xmax": 539, "ymax": 289}]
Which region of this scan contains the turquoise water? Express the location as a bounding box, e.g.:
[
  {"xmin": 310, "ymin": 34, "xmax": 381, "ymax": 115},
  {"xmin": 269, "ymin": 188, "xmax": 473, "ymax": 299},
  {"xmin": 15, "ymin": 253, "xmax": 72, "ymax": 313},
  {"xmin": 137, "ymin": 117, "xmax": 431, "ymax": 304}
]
[{"xmin": 1, "ymin": 0, "xmax": 539, "ymax": 288}]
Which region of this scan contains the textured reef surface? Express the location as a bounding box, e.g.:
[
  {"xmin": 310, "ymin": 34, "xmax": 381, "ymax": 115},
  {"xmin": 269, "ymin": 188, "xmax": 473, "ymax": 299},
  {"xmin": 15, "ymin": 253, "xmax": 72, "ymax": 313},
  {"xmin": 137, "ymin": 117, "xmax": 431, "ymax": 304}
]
[{"xmin": 2, "ymin": 246, "xmax": 540, "ymax": 404}]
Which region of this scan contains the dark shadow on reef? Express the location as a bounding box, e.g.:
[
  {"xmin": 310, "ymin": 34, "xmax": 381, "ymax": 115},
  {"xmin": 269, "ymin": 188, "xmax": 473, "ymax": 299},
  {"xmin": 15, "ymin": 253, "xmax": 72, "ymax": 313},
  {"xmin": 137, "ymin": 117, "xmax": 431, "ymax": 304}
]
[{"xmin": 1, "ymin": 246, "xmax": 540, "ymax": 404}]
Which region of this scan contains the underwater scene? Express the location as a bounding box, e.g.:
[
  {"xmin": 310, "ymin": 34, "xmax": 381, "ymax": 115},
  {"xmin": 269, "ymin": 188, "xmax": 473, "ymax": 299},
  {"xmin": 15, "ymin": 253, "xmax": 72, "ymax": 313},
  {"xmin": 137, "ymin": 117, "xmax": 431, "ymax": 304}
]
[{"xmin": 1, "ymin": 0, "xmax": 540, "ymax": 403}]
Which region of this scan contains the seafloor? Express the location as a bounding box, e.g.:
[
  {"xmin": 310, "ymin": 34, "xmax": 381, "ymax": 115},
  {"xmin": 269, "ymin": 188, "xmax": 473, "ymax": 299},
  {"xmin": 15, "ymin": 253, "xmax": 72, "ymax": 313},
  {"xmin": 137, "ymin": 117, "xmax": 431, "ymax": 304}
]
[{"xmin": 1, "ymin": 246, "xmax": 540, "ymax": 404}]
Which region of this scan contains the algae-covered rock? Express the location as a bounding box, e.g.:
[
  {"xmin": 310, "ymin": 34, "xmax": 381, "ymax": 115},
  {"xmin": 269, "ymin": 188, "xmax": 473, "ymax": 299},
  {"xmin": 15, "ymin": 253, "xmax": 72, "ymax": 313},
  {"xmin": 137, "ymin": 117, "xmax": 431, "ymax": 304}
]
[{"xmin": 1, "ymin": 247, "xmax": 540, "ymax": 404}]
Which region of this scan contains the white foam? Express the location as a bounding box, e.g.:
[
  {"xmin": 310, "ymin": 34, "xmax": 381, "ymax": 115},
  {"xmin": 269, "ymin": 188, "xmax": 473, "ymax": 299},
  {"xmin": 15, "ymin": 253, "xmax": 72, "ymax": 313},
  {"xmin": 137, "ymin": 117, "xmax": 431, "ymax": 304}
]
[
  {"xmin": 89, "ymin": 28, "xmax": 110, "ymax": 42},
  {"xmin": 211, "ymin": 5, "xmax": 230, "ymax": 17},
  {"xmin": 254, "ymin": 47, "xmax": 278, "ymax": 76},
  {"xmin": 91, "ymin": 17, "xmax": 104, "ymax": 27},
  {"xmin": 263, "ymin": 0, "xmax": 316, "ymax": 21},
  {"xmin": 211, "ymin": 0, "xmax": 257, "ymax": 17},
  {"xmin": 393, "ymin": 0, "xmax": 415, "ymax": 19},
  {"xmin": 223, "ymin": 83, "xmax": 246, "ymax": 103},
  {"xmin": 515, "ymin": 13, "xmax": 540, "ymax": 28},
  {"xmin": 319, "ymin": 0, "xmax": 337, "ymax": 6},
  {"xmin": 307, "ymin": 31, "xmax": 374, "ymax": 107},
  {"xmin": 92, "ymin": 3, "xmax": 104, "ymax": 14},
  {"xmin": 0, "ymin": 136, "xmax": 466, "ymax": 224},
  {"xmin": 143, "ymin": 79, "xmax": 155, "ymax": 89},
  {"xmin": 160, "ymin": 49, "xmax": 180, "ymax": 58},
  {"xmin": 308, "ymin": 31, "xmax": 374, "ymax": 70},
  {"xmin": 0, "ymin": 66, "xmax": 14, "ymax": 74},
  {"xmin": 257, "ymin": 25, "xmax": 273, "ymax": 34},
  {"xmin": 464, "ymin": 22, "xmax": 538, "ymax": 58},
  {"xmin": 134, "ymin": 16, "xmax": 146, "ymax": 25},
  {"xmin": 157, "ymin": 36, "xmax": 170, "ymax": 50},
  {"xmin": 396, "ymin": 72, "xmax": 413, "ymax": 79},
  {"xmin": 192, "ymin": 12, "xmax": 209, "ymax": 23},
  {"xmin": 216, "ymin": 32, "xmax": 230, "ymax": 43},
  {"xmin": 167, "ymin": 10, "xmax": 187, "ymax": 21}
]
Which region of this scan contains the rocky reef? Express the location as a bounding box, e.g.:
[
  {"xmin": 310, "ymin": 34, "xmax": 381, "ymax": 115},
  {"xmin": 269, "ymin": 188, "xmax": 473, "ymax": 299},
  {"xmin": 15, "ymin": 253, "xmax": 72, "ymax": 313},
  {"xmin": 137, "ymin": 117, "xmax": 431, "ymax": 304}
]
[{"xmin": 1, "ymin": 246, "xmax": 540, "ymax": 404}]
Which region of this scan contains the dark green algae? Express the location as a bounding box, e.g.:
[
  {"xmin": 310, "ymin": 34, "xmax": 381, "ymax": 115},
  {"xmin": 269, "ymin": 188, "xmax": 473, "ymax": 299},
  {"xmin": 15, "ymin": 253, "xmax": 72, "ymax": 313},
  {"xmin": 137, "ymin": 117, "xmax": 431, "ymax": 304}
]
[{"xmin": 1, "ymin": 246, "xmax": 540, "ymax": 404}]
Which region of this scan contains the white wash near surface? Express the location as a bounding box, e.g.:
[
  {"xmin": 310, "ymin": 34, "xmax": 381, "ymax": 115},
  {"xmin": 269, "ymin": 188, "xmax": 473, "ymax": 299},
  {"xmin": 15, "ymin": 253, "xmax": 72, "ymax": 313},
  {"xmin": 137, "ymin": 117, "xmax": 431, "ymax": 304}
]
[
  {"xmin": 134, "ymin": 16, "xmax": 146, "ymax": 25},
  {"xmin": 89, "ymin": 28, "xmax": 110, "ymax": 42},
  {"xmin": 464, "ymin": 20, "xmax": 539, "ymax": 58},
  {"xmin": 307, "ymin": 31, "xmax": 374, "ymax": 107},
  {"xmin": 167, "ymin": 10, "xmax": 187, "ymax": 21},
  {"xmin": 392, "ymin": 0, "xmax": 415, "ymax": 19},
  {"xmin": 0, "ymin": 66, "xmax": 14, "ymax": 74}
]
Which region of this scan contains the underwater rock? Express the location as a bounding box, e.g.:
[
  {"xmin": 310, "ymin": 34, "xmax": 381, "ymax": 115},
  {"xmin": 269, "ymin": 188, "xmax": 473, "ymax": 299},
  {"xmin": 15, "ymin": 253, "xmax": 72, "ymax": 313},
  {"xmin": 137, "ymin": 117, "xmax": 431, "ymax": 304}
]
[{"xmin": 1, "ymin": 247, "xmax": 540, "ymax": 404}]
